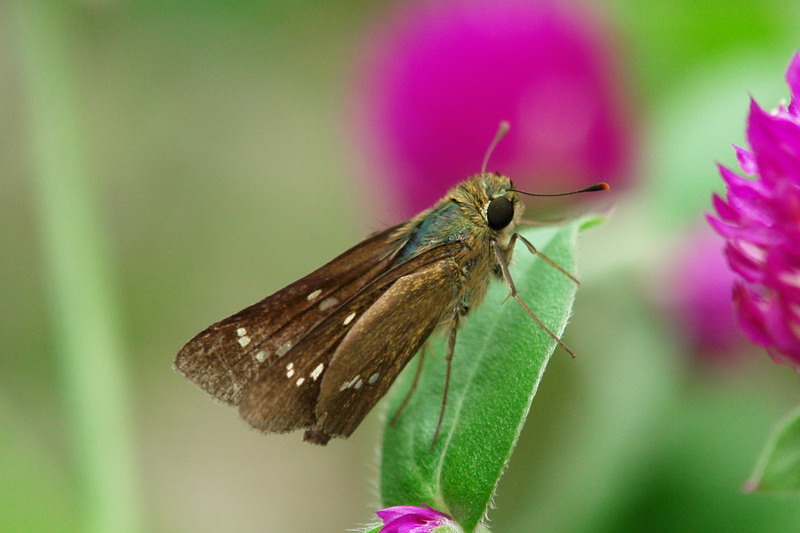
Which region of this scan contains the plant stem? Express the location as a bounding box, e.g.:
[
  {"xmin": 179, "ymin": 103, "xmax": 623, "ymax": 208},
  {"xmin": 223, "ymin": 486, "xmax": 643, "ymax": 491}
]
[{"xmin": 13, "ymin": 1, "xmax": 143, "ymax": 532}]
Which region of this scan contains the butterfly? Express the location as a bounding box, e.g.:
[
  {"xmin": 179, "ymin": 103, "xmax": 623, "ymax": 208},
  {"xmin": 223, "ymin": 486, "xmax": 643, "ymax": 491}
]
[{"xmin": 174, "ymin": 124, "xmax": 608, "ymax": 445}]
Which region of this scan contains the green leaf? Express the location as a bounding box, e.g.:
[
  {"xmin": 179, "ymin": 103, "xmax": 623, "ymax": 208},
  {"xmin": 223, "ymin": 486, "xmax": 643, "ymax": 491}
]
[
  {"xmin": 746, "ymin": 405, "xmax": 800, "ymax": 493},
  {"xmin": 379, "ymin": 220, "xmax": 586, "ymax": 531}
]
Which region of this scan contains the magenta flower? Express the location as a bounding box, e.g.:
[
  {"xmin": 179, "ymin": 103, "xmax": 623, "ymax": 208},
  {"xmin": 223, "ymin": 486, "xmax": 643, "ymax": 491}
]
[
  {"xmin": 376, "ymin": 504, "xmax": 458, "ymax": 533},
  {"xmin": 355, "ymin": 0, "xmax": 633, "ymax": 217},
  {"xmin": 672, "ymin": 226, "xmax": 744, "ymax": 362},
  {"xmin": 708, "ymin": 53, "xmax": 800, "ymax": 368}
]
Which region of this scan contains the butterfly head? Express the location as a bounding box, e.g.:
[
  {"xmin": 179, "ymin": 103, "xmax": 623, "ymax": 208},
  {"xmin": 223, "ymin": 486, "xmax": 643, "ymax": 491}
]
[{"xmin": 453, "ymin": 173, "xmax": 524, "ymax": 237}]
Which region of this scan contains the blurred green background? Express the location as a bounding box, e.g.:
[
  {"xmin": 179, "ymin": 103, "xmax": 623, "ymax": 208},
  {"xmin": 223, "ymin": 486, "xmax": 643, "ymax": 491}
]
[{"xmin": 3, "ymin": 1, "xmax": 800, "ymax": 531}]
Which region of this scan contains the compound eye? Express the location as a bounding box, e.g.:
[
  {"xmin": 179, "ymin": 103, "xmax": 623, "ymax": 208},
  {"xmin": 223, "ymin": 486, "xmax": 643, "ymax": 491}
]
[{"xmin": 487, "ymin": 196, "xmax": 514, "ymax": 230}]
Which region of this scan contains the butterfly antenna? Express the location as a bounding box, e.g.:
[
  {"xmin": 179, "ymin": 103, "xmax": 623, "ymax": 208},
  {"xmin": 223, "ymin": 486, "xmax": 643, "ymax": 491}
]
[
  {"xmin": 481, "ymin": 120, "xmax": 510, "ymax": 174},
  {"xmin": 511, "ymin": 182, "xmax": 610, "ymax": 197}
]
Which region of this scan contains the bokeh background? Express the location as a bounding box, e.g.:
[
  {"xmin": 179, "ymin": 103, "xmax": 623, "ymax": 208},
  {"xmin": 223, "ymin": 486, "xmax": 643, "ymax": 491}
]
[{"xmin": 3, "ymin": 0, "xmax": 800, "ymax": 531}]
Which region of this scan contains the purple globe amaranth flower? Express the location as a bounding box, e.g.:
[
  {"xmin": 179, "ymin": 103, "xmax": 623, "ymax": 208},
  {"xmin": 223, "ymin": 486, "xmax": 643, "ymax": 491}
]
[
  {"xmin": 708, "ymin": 53, "xmax": 800, "ymax": 368},
  {"xmin": 376, "ymin": 504, "xmax": 460, "ymax": 533},
  {"xmin": 355, "ymin": 0, "xmax": 633, "ymax": 217},
  {"xmin": 672, "ymin": 226, "xmax": 744, "ymax": 362}
]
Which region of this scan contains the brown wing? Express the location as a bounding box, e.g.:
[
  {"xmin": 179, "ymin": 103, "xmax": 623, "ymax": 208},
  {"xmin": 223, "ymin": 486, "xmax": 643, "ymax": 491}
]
[
  {"xmin": 310, "ymin": 258, "xmax": 463, "ymax": 441},
  {"xmin": 237, "ymin": 244, "xmax": 463, "ymax": 436},
  {"xmin": 174, "ymin": 222, "xmax": 409, "ymax": 405}
]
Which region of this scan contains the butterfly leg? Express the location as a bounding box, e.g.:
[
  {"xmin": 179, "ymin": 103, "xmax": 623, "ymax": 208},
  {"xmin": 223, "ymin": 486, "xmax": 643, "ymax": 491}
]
[
  {"xmin": 431, "ymin": 311, "xmax": 461, "ymax": 449},
  {"xmin": 507, "ymin": 232, "xmax": 579, "ymax": 285},
  {"xmin": 491, "ymin": 240, "xmax": 576, "ymax": 358},
  {"xmin": 389, "ymin": 344, "xmax": 428, "ymax": 426}
]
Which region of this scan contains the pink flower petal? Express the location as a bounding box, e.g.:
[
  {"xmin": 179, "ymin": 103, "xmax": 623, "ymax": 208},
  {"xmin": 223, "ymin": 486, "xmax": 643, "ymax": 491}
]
[
  {"xmin": 717, "ymin": 164, "xmax": 767, "ymax": 199},
  {"xmin": 710, "ymin": 195, "xmax": 738, "ymax": 223},
  {"xmin": 376, "ymin": 504, "xmax": 454, "ymax": 533},
  {"xmin": 787, "ymin": 52, "xmax": 800, "ymax": 117},
  {"xmin": 748, "ymin": 101, "xmax": 800, "ymax": 185},
  {"xmin": 734, "ymin": 144, "xmax": 759, "ymax": 175},
  {"xmin": 733, "ymin": 285, "xmax": 772, "ymax": 346}
]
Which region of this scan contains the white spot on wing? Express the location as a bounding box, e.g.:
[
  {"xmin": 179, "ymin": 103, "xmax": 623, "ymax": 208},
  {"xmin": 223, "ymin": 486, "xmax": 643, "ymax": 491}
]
[
  {"xmin": 319, "ymin": 297, "xmax": 339, "ymax": 311},
  {"xmin": 236, "ymin": 327, "xmax": 247, "ymax": 337},
  {"xmin": 310, "ymin": 363, "xmax": 324, "ymax": 381},
  {"xmin": 286, "ymin": 362, "xmax": 294, "ymax": 370},
  {"xmin": 354, "ymin": 378, "xmax": 364, "ymax": 390},
  {"xmin": 277, "ymin": 341, "xmax": 292, "ymax": 357},
  {"xmin": 307, "ymin": 289, "xmax": 322, "ymax": 301},
  {"xmin": 368, "ymin": 372, "xmax": 380, "ymax": 385},
  {"xmin": 287, "ymin": 369, "xmax": 295, "ymax": 378},
  {"xmin": 255, "ymin": 351, "xmax": 267, "ymax": 363},
  {"xmin": 343, "ymin": 312, "xmax": 356, "ymax": 326},
  {"xmin": 339, "ymin": 375, "xmax": 361, "ymax": 391},
  {"xmin": 237, "ymin": 336, "xmax": 251, "ymax": 347},
  {"xmin": 296, "ymin": 378, "xmax": 305, "ymax": 387}
]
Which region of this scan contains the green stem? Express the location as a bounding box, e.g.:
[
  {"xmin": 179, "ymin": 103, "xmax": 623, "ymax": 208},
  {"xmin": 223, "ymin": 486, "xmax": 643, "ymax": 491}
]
[{"xmin": 13, "ymin": 1, "xmax": 143, "ymax": 532}]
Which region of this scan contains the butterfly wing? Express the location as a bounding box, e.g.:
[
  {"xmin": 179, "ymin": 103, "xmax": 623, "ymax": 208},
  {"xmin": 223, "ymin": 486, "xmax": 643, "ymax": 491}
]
[
  {"xmin": 311, "ymin": 258, "xmax": 463, "ymax": 441},
  {"xmin": 237, "ymin": 243, "xmax": 463, "ymax": 439},
  {"xmin": 174, "ymin": 223, "xmax": 408, "ymax": 405}
]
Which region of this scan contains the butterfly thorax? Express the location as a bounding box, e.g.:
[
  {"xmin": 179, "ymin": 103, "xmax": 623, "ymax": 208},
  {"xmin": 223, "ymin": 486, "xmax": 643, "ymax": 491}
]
[{"xmin": 391, "ymin": 173, "xmax": 523, "ymax": 319}]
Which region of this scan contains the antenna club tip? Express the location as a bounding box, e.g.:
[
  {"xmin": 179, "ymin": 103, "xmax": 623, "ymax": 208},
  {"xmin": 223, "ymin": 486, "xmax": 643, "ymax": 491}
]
[
  {"xmin": 589, "ymin": 182, "xmax": 610, "ymax": 192},
  {"xmin": 499, "ymin": 120, "xmax": 511, "ymax": 132}
]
